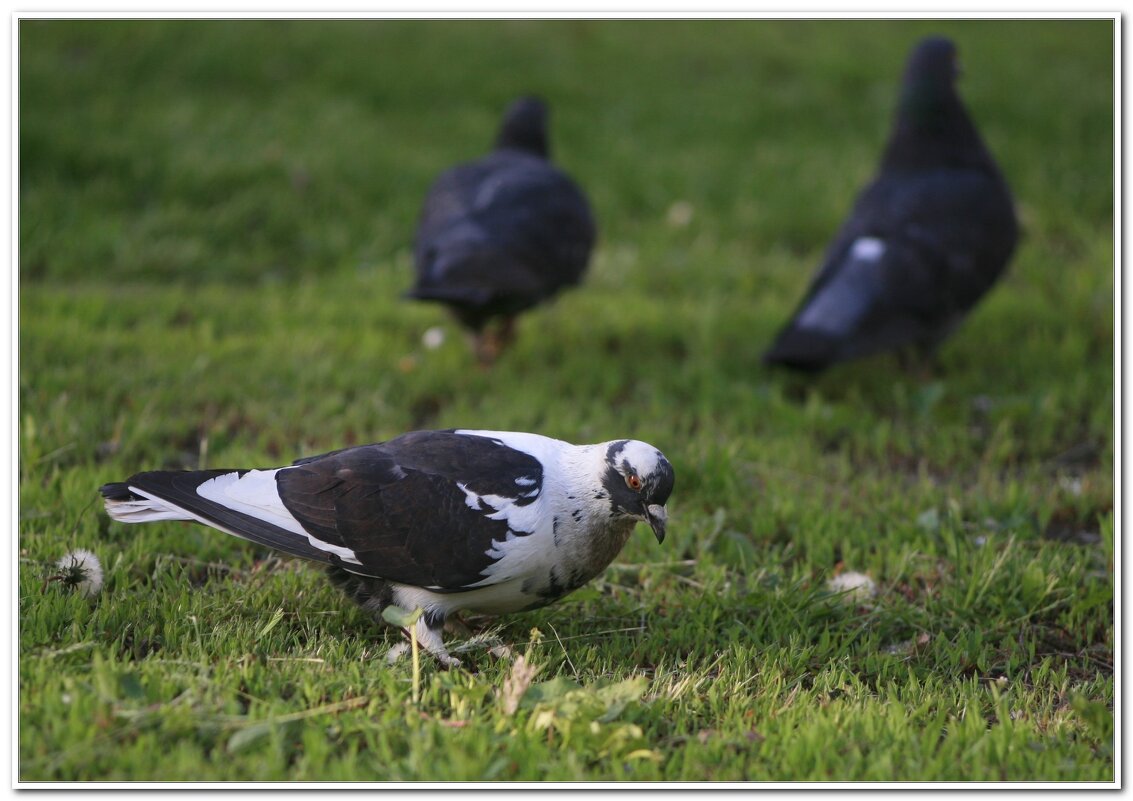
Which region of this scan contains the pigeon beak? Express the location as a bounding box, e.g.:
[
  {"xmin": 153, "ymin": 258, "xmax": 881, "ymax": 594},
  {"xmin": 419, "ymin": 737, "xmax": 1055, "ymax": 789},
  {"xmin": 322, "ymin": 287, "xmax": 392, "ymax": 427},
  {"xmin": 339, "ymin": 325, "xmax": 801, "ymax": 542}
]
[{"xmin": 645, "ymin": 504, "xmax": 668, "ymax": 544}]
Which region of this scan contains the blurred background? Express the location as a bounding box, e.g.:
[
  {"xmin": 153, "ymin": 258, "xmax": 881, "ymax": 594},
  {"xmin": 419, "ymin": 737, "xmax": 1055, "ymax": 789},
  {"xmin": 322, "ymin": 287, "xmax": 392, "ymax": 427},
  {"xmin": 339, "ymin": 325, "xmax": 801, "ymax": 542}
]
[{"xmin": 20, "ymin": 19, "xmax": 1111, "ymax": 281}]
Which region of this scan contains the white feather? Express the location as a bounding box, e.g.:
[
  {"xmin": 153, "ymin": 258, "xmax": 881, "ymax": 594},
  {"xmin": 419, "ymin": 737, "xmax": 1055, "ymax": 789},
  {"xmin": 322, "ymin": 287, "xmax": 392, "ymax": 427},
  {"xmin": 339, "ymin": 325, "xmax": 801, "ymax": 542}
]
[
  {"xmin": 104, "ymin": 495, "xmax": 193, "ymax": 523},
  {"xmin": 850, "ymin": 236, "xmax": 886, "ymax": 261},
  {"xmin": 796, "ymin": 237, "xmax": 888, "ymax": 335},
  {"xmin": 195, "ymin": 470, "xmax": 362, "ymax": 565},
  {"xmin": 117, "ymin": 485, "xmax": 286, "ymax": 550},
  {"xmin": 394, "ymin": 578, "xmax": 540, "ymax": 618},
  {"xmin": 454, "ymin": 429, "xmax": 569, "ymax": 466},
  {"xmin": 449, "ymin": 433, "xmax": 635, "ymax": 595},
  {"xmin": 455, "ymin": 483, "xmax": 543, "ymax": 535}
]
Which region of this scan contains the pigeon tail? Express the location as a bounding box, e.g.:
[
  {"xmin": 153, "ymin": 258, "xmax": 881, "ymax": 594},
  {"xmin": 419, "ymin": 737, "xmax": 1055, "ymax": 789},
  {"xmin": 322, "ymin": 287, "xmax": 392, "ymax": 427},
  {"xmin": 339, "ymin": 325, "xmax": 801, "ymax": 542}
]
[
  {"xmin": 761, "ymin": 328, "xmax": 842, "ymax": 373},
  {"xmin": 100, "ymin": 470, "xmax": 345, "ymax": 566},
  {"xmin": 763, "ymin": 327, "xmax": 842, "ymax": 373},
  {"xmin": 404, "ymin": 282, "xmax": 494, "ymax": 307},
  {"xmin": 101, "ymin": 481, "xmax": 199, "ymax": 523}
]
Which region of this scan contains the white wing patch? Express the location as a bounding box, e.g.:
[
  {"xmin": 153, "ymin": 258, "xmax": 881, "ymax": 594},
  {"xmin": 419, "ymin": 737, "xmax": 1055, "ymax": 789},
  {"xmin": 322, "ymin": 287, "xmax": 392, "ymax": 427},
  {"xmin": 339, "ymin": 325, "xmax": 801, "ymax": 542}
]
[
  {"xmin": 469, "ymin": 520, "xmax": 557, "ymax": 589},
  {"xmin": 450, "ymin": 429, "xmax": 607, "ymax": 591},
  {"xmin": 795, "ymin": 238, "xmax": 888, "ymax": 335},
  {"xmin": 850, "ymin": 236, "xmax": 886, "ymax": 261},
  {"xmin": 196, "ymin": 470, "xmax": 362, "ymax": 565},
  {"xmin": 455, "ymin": 482, "xmax": 542, "ymax": 535}
]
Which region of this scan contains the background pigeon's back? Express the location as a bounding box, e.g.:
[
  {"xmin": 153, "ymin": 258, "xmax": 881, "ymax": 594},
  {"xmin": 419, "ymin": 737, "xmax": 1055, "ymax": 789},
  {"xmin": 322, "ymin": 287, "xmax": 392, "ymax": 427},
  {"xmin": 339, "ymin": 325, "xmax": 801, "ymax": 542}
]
[
  {"xmin": 408, "ymin": 97, "xmax": 596, "ymax": 349},
  {"xmin": 764, "ymin": 37, "xmax": 1018, "ymax": 372}
]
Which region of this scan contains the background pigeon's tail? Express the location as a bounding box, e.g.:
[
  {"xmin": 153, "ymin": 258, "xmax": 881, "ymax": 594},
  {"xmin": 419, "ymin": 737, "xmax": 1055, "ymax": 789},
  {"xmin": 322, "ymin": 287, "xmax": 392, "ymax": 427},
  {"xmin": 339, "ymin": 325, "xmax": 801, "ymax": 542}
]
[
  {"xmin": 407, "ymin": 243, "xmax": 501, "ymax": 306},
  {"xmin": 404, "ymin": 282, "xmax": 493, "ymax": 306},
  {"xmin": 762, "ymin": 328, "xmax": 839, "ymax": 372},
  {"xmin": 100, "ymin": 470, "xmax": 339, "ymax": 564}
]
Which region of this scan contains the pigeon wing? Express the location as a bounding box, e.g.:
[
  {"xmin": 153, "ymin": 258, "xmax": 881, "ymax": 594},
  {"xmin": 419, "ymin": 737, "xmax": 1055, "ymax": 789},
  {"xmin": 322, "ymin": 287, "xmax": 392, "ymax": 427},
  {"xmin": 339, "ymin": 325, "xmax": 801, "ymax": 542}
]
[
  {"xmin": 766, "ymin": 168, "xmax": 1016, "ymax": 368},
  {"xmin": 276, "ymin": 430, "xmax": 547, "ymax": 591},
  {"xmin": 411, "ymin": 153, "xmax": 595, "ymax": 309}
]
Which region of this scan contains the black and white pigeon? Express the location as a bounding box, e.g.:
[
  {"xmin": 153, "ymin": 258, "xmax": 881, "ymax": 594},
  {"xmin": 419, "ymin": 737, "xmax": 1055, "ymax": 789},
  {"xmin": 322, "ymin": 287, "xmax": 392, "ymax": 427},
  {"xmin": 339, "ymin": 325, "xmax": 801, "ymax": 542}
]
[
  {"xmin": 763, "ymin": 36, "xmax": 1019, "ymax": 372},
  {"xmin": 100, "ymin": 429, "xmax": 673, "ymax": 667},
  {"xmin": 406, "ymin": 96, "xmax": 596, "ymax": 365}
]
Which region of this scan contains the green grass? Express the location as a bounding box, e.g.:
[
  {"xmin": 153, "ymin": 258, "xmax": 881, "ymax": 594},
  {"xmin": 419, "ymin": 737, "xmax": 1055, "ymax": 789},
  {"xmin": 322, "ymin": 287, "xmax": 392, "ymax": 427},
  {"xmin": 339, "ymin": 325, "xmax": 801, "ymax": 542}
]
[{"xmin": 18, "ymin": 18, "xmax": 1114, "ymax": 782}]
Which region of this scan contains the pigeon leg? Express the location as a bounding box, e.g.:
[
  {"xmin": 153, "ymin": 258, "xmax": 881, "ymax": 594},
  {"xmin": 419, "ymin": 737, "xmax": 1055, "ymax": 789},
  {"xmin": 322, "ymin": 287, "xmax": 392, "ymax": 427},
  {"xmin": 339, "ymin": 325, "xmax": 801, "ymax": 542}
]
[
  {"xmin": 497, "ymin": 315, "xmax": 517, "ymax": 353},
  {"xmin": 472, "ymin": 316, "xmax": 518, "ymax": 366},
  {"xmin": 411, "ymin": 616, "xmax": 462, "ymax": 669},
  {"xmin": 472, "ymin": 330, "xmax": 498, "ymax": 366},
  {"xmin": 384, "ymin": 617, "xmax": 462, "ymax": 668},
  {"xmin": 896, "ymin": 342, "xmax": 942, "ymax": 379},
  {"xmin": 325, "ymin": 568, "xmax": 462, "ymax": 668}
]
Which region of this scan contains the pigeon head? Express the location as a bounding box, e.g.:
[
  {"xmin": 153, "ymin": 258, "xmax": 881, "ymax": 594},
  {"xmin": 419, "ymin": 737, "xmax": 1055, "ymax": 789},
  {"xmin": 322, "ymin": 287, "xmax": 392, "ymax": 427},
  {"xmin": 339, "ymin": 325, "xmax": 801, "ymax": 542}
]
[
  {"xmin": 899, "ymin": 36, "xmax": 962, "ymax": 120},
  {"xmin": 903, "ymin": 36, "xmax": 960, "ymax": 92},
  {"xmin": 883, "ymin": 36, "xmax": 994, "ymax": 172},
  {"xmin": 600, "ymin": 440, "xmax": 675, "ymax": 543},
  {"xmin": 494, "ymin": 96, "xmax": 550, "ymax": 158},
  {"xmin": 897, "ymin": 36, "xmax": 960, "ymax": 125}
]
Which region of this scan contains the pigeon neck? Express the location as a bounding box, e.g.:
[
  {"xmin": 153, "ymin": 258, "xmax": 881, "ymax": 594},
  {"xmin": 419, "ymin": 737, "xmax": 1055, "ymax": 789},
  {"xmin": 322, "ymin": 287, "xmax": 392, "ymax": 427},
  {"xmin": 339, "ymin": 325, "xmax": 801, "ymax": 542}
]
[
  {"xmin": 551, "ymin": 443, "xmax": 638, "ymax": 580},
  {"xmin": 559, "ymin": 443, "xmax": 608, "ymax": 493},
  {"xmin": 880, "ymin": 86, "xmax": 998, "ymax": 174},
  {"xmin": 556, "ymin": 444, "xmax": 620, "ymax": 521},
  {"xmin": 494, "ymin": 122, "xmax": 549, "ymax": 159}
]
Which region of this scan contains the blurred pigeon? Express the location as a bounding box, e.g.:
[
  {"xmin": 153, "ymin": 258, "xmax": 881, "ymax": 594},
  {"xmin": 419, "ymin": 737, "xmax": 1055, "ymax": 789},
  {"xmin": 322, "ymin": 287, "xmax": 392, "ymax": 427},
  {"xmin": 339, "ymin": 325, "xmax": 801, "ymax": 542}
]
[
  {"xmin": 407, "ymin": 96, "xmax": 596, "ymax": 365},
  {"xmin": 101, "ymin": 429, "xmax": 673, "ymax": 667},
  {"xmin": 764, "ymin": 36, "xmax": 1018, "ymax": 372}
]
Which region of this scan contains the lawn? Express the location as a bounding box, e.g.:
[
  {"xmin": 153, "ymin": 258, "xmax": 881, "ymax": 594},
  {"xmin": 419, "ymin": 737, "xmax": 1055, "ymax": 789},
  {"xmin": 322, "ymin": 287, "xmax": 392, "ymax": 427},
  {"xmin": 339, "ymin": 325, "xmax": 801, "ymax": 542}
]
[{"xmin": 17, "ymin": 18, "xmax": 1115, "ymax": 782}]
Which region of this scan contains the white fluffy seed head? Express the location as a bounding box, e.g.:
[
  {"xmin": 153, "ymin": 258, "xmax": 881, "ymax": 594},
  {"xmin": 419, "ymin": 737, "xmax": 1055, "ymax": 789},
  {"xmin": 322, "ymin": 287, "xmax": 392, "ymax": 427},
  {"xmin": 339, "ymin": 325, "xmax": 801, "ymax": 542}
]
[
  {"xmin": 55, "ymin": 549, "xmax": 104, "ymax": 598},
  {"xmin": 422, "ymin": 326, "xmax": 446, "ymax": 350},
  {"xmin": 827, "ymin": 570, "xmax": 876, "ymax": 604}
]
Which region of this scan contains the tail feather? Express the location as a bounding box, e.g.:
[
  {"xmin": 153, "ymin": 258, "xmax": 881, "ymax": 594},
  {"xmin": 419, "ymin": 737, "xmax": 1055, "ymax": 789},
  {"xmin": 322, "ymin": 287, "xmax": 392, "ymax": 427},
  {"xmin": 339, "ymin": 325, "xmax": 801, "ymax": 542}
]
[
  {"xmin": 100, "ymin": 470, "xmax": 339, "ymax": 565},
  {"xmin": 105, "ymin": 498, "xmax": 190, "ymax": 524},
  {"xmin": 404, "ymin": 282, "xmax": 493, "ymax": 306},
  {"xmin": 763, "ymin": 327, "xmax": 840, "ymax": 372}
]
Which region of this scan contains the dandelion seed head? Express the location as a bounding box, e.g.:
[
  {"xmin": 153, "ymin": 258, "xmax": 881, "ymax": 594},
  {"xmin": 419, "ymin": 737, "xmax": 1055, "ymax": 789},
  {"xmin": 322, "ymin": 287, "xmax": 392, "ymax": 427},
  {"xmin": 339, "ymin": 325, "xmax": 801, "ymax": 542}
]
[
  {"xmin": 666, "ymin": 200, "xmax": 694, "ymax": 227},
  {"xmin": 827, "ymin": 570, "xmax": 876, "ymax": 603},
  {"xmin": 55, "ymin": 549, "xmax": 104, "ymax": 598},
  {"xmin": 422, "ymin": 326, "xmax": 446, "ymax": 350}
]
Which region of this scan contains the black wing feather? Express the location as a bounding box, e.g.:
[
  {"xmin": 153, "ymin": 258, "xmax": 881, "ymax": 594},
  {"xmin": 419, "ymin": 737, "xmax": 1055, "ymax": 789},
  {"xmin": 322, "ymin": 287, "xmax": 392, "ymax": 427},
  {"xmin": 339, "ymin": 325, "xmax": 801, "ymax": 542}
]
[{"xmin": 276, "ymin": 431, "xmax": 545, "ymax": 590}]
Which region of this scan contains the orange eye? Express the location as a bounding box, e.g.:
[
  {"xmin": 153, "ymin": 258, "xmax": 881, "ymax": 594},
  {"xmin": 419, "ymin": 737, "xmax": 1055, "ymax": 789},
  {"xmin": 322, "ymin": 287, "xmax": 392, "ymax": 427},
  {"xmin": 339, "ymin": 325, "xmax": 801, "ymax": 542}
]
[{"xmin": 626, "ymin": 474, "xmax": 643, "ymax": 491}]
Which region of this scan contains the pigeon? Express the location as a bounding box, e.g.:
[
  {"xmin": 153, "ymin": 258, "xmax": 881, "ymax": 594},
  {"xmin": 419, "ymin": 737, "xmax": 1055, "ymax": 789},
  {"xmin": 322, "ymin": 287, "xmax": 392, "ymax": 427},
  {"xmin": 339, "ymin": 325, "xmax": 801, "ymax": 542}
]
[
  {"xmin": 406, "ymin": 96, "xmax": 597, "ymax": 365},
  {"xmin": 763, "ymin": 36, "xmax": 1019, "ymax": 372},
  {"xmin": 100, "ymin": 429, "xmax": 673, "ymax": 667}
]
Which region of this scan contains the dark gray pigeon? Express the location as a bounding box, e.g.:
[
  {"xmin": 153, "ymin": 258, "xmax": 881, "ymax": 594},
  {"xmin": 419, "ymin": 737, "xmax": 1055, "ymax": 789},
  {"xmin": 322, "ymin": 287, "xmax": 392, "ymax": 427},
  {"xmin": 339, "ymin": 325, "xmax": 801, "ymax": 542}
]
[
  {"xmin": 763, "ymin": 36, "xmax": 1018, "ymax": 372},
  {"xmin": 101, "ymin": 429, "xmax": 673, "ymax": 667},
  {"xmin": 407, "ymin": 96, "xmax": 596, "ymax": 365}
]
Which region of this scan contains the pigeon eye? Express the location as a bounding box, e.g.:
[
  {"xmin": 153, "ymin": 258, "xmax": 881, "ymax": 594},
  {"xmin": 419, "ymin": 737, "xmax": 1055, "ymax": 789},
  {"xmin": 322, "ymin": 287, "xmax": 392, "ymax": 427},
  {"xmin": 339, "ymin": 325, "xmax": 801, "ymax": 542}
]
[{"xmin": 626, "ymin": 474, "xmax": 643, "ymax": 492}]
